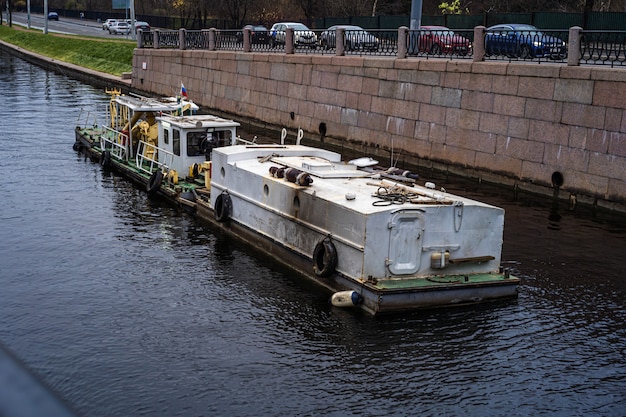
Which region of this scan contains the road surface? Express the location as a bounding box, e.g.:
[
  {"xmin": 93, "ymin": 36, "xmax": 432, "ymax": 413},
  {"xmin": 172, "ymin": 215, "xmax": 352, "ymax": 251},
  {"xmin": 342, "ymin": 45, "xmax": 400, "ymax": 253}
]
[{"xmin": 4, "ymin": 12, "xmax": 138, "ymax": 40}]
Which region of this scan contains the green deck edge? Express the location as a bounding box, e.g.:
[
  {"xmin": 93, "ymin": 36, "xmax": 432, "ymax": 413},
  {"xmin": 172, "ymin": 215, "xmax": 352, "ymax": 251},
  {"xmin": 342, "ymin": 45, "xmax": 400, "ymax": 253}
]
[{"xmin": 373, "ymin": 273, "xmax": 518, "ymax": 290}]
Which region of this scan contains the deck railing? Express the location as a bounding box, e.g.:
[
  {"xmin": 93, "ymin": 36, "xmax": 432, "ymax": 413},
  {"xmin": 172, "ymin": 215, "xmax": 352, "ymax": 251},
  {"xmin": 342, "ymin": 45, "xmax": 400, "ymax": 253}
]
[
  {"xmin": 100, "ymin": 126, "xmax": 129, "ymax": 162},
  {"xmin": 136, "ymin": 140, "xmax": 174, "ymax": 176},
  {"xmin": 136, "ymin": 26, "xmax": 626, "ymax": 67}
]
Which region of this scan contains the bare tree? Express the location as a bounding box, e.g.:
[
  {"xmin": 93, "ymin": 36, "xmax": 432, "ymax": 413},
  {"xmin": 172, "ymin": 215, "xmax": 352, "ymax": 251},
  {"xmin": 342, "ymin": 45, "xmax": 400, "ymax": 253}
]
[
  {"xmin": 211, "ymin": 0, "xmax": 253, "ymax": 27},
  {"xmin": 324, "ymin": 0, "xmax": 373, "ymax": 16},
  {"xmin": 296, "ymin": 0, "xmax": 320, "ymax": 26}
]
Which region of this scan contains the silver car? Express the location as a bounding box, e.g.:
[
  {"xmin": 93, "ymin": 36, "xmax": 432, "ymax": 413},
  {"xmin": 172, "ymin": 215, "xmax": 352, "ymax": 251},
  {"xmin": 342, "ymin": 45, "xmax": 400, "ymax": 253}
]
[
  {"xmin": 319, "ymin": 25, "xmax": 379, "ymax": 51},
  {"xmin": 269, "ymin": 22, "xmax": 317, "ymax": 49},
  {"xmin": 109, "ymin": 21, "xmax": 130, "ymax": 35},
  {"xmin": 102, "ymin": 19, "xmax": 117, "ymax": 30}
]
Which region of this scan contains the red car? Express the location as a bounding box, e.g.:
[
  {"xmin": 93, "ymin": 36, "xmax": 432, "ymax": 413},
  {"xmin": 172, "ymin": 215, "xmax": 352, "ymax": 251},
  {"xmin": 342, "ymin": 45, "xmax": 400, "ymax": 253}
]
[{"xmin": 414, "ymin": 25, "xmax": 472, "ymax": 55}]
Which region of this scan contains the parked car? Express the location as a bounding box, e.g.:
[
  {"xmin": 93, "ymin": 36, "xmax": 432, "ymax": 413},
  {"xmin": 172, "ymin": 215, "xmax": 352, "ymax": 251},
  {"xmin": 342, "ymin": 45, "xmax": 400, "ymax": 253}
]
[
  {"xmin": 108, "ymin": 21, "xmax": 130, "ymax": 35},
  {"xmin": 102, "ymin": 18, "xmax": 117, "ymax": 30},
  {"xmin": 134, "ymin": 21, "xmax": 151, "ymax": 33},
  {"xmin": 485, "ymin": 24, "xmax": 567, "ymax": 59},
  {"xmin": 47, "ymin": 12, "xmax": 59, "ymax": 21},
  {"xmin": 269, "ymin": 22, "xmax": 317, "ymax": 49},
  {"xmin": 412, "ymin": 25, "xmax": 472, "ymax": 55},
  {"xmin": 319, "ymin": 25, "xmax": 379, "ymax": 51},
  {"xmin": 236, "ymin": 25, "xmax": 269, "ymax": 44}
]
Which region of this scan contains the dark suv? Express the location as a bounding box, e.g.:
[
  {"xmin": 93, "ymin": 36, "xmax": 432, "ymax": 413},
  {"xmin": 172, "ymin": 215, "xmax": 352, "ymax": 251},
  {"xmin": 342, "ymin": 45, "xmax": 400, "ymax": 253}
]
[{"xmin": 236, "ymin": 25, "xmax": 269, "ymax": 44}]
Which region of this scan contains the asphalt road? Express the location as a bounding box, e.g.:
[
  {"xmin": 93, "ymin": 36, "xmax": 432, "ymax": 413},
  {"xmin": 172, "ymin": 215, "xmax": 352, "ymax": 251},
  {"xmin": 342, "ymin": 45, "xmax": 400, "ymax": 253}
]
[{"xmin": 5, "ymin": 12, "xmax": 138, "ymax": 40}]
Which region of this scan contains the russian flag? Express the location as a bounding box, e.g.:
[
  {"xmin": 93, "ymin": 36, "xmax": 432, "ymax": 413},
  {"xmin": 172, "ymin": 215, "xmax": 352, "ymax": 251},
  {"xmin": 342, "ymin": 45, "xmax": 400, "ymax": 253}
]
[{"xmin": 180, "ymin": 82, "xmax": 188, "ymax": 98}]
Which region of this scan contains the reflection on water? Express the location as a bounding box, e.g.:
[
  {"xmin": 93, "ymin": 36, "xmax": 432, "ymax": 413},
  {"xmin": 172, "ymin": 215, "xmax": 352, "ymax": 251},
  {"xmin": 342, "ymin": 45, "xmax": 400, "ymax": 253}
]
[{"xmin": 0, "ymin": 53, "xmax": 625, "ymax": 417}]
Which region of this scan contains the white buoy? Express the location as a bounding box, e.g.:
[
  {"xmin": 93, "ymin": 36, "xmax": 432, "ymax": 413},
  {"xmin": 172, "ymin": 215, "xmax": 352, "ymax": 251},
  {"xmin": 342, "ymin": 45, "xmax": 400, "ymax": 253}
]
[
  {"xmin": 348, "ymin": 157, "xmax": 378, "ymax": 167},
  {"xmin": 331, "ymin": 291, "xmax": 363, "ymax": 308}
]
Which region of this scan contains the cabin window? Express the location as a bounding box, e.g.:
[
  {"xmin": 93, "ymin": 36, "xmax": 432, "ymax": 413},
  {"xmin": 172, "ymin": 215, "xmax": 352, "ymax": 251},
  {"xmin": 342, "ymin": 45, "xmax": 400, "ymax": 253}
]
[
  {"xmin": 209, "ymin": 131, "xmax": 234, "ymax": 148},
  {"xmin": 187, "ymin": 131, "xmax": 206, "ymax": 157},
  {"xmin": 173, "ymin": 129, "xmax": 180, "ymax": 156},
  {"xmin": 221, "ymin": 131, "xmax": 233, "ymax": 147},
  {"xmin": 163, "ymin": 129, "xmax": 169, "ymax": 145}
]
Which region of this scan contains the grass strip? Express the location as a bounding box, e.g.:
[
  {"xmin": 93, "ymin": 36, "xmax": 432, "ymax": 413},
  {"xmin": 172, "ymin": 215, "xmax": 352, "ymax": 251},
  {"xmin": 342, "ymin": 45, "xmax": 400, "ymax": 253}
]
[{"xmin": 0, "ymin": 25, "xmax": 134, "ymax": 76}]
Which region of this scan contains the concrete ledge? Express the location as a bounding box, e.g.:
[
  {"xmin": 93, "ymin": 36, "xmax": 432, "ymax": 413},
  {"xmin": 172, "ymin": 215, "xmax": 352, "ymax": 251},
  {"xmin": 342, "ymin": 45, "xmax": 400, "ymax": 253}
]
[{"xmin": 130, "ymin": 49, "xmax": 626, "ymax": 211}]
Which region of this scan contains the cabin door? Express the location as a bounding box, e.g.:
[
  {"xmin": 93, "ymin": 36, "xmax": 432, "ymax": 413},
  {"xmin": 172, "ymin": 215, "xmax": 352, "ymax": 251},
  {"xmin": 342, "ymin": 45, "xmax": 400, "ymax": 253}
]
[{"xmin": 387, "ymin": 211, "xmax": 424, "ymax": 275}]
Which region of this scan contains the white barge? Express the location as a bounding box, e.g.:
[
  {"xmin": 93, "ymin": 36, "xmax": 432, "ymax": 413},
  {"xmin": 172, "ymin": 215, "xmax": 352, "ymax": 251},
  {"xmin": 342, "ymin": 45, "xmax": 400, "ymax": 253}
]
[{"xmin": 201, "ymin": 143, "xmax": 519, "ymax": 315}]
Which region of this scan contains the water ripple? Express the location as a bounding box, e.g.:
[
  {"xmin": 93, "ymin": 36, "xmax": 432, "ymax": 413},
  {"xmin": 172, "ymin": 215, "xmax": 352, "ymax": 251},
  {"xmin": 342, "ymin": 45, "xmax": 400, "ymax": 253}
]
[{"xmin": 1, "ymin": 53, "xmax": 625, "ymax": 417}]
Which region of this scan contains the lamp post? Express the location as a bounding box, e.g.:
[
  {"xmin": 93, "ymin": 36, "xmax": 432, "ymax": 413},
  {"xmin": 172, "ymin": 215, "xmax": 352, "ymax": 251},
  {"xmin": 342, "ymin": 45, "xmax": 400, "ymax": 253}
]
[
  {"xmin": 43, "ymin": 0, "xmax": 48, "ymax": 34},
  {"xmin": 410, "ymin": 0, "xmax": 422, "ymax": 30},
  {"xmin": 130, "ymin": 0, "xmax": 136, "ymax": 41},
  {"xmin": 407, "ymin": 0, "xmax": 423, "ymax": 54}
]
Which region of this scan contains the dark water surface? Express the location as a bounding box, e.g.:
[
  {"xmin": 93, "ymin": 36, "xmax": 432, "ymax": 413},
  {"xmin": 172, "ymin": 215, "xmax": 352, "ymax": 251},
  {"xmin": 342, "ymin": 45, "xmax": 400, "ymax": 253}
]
[{"xmin": 1, "ymin": 54, "xmax": 625, "ymax": 417}]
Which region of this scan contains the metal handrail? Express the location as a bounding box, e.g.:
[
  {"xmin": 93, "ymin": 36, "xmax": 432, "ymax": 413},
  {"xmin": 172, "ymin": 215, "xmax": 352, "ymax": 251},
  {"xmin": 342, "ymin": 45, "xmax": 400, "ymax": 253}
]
[
  {"xmin": 135, "ymin": 140, "xmax": 174, "ymax": 175},
  {"xmin": 100, "ymin": 126, "xmax": 129, "ymax": 162}
]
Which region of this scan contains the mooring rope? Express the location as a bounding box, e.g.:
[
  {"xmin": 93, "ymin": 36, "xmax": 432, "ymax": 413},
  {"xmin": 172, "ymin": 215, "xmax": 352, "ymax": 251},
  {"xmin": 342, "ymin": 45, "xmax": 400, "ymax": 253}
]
[
  {"xmin": 372, "ymin": 185, "xmax": 421, "ymax": 206},
  {"xmin": 371, "ymin": 184, "xmax": 454, "ymax": 206}
]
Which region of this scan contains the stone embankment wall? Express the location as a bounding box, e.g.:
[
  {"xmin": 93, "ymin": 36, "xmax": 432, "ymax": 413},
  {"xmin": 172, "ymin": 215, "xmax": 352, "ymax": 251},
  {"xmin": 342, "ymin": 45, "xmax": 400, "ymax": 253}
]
[{"xmin": 132, "ymin": 49, "xmax": 626, "ymax": 210}]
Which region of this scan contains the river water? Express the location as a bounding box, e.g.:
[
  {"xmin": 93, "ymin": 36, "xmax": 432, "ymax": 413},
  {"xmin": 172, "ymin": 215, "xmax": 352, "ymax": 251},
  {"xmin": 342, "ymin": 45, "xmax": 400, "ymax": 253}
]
[{"xmin": 1, "ymin": 53, "xmax": 625, "ymax": 417}]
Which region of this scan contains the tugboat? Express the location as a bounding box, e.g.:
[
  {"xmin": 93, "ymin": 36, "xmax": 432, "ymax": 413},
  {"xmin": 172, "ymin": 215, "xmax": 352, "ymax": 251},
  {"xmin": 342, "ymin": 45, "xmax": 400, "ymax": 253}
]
[
  {"xmin": 75, "ymin": 88, "xmax": 244, "ymax": 208},
  {"xmin": 75, "ymin": 89, "xmax": 519, "ymax": 315}
]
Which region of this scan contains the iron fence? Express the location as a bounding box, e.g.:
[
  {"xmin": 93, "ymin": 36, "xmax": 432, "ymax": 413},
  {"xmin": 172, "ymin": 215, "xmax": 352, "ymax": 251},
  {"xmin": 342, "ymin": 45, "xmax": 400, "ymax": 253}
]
[
  {"xmin": 215, "ymin": 30, "xmax": 241, "ymax": 51},
  {"xmin": 139, "ymin": 27, "xmax": 626, "ymax": 67},
  {"xmin": 185, "ymin": 30, "xmax": 209, "ymax": 49},
  {"xmin": 157, "ymin": 30, "xmax": 179, "ymax": 49},
  {"xmin": 580, "ymin": 30, "xmax": 626, "ymax": 67},
  {"xmin": 139, "ymin": 30, "xmax": 153, "ymax": 48}
]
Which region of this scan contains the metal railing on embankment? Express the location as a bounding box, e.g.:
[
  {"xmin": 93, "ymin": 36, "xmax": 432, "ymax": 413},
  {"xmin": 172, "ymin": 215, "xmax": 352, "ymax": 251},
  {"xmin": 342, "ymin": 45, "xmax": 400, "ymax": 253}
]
[{"xmin": 136, "ymin": 26, "xmax": 626, "ymax": 67}]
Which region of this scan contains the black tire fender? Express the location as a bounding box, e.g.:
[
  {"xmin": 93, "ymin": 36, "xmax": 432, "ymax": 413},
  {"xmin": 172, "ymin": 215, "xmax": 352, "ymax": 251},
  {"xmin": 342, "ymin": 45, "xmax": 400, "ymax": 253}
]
[
  {"xmin": 147, "ymin": 170, "xmax": 163, "ymax": 195},
  {"xmin": 313, "ymin": 238, "xmax": 338, "ymax": 278},
  {"xmin": 215, "ymin": 192, "xmax": 232, "ymax": 222},
  {"xmin": 99, "ymin": 150, "xmax": 111, "ymax": 167}
]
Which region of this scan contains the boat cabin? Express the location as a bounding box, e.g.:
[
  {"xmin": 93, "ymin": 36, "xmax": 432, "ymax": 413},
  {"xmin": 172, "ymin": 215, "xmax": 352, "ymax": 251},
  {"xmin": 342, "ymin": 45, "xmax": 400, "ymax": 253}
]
[
  {"xmin": 106, "ymin": 92, "xmax": 200, "ymax": 161},
  {"xmin": 155, "ymin": 114, "xmax": 240, "ymax": 177}
]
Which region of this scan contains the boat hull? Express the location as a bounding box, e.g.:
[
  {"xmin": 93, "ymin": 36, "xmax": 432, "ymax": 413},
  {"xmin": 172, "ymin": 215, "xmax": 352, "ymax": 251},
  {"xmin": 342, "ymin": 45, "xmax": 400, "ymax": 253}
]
[{"xmin": 195, "ymin": 199, "xmax": 519, "ymax": 315}]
